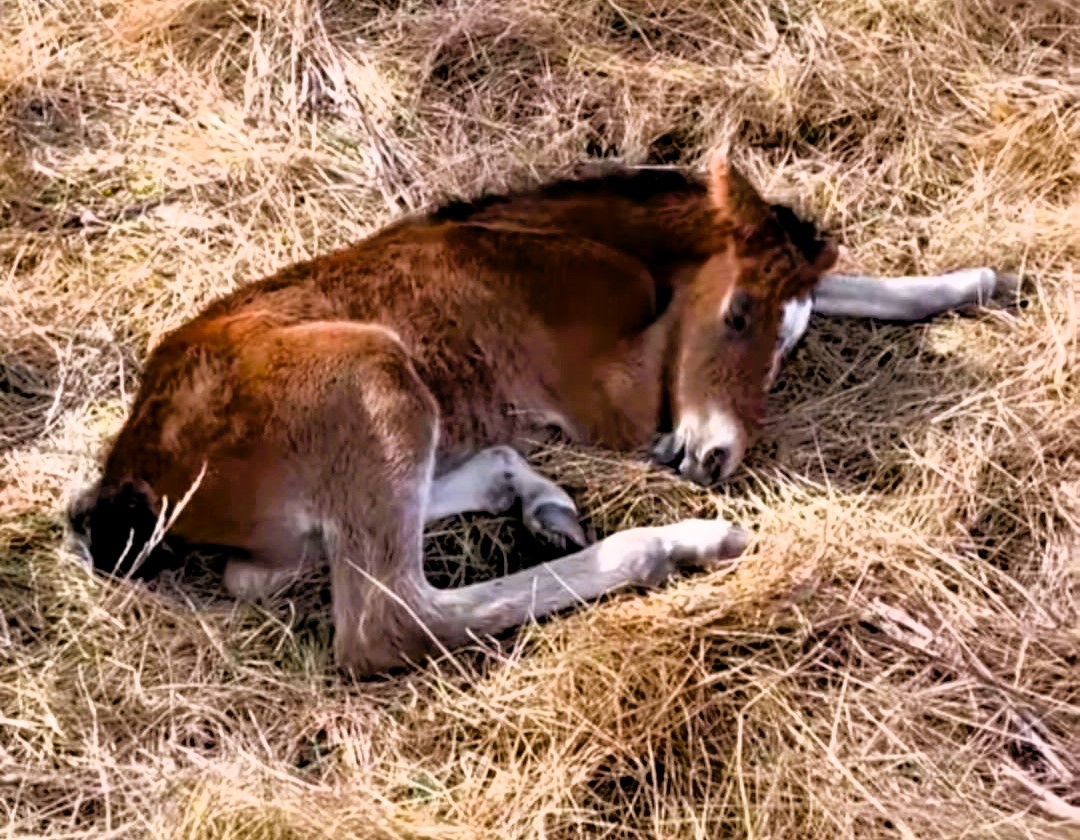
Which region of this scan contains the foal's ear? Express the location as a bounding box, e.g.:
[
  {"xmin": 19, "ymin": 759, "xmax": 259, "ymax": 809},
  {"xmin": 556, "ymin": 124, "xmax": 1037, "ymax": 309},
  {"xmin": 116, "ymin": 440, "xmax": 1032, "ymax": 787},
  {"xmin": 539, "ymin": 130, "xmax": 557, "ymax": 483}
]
[
  {"xmin": 785, "ymin": 236, "xmax": 841, "ymax": 300},
  {"xmin": 771, "ymin": 202, "xmax": 840, "ymax": 276},
  {"xmin": 706, "ymin": 150, "xmax": 770, "ymax": 225},
  {"xmin": 810, "ymin": 236, "xmax": 840, "ymax": 274}
]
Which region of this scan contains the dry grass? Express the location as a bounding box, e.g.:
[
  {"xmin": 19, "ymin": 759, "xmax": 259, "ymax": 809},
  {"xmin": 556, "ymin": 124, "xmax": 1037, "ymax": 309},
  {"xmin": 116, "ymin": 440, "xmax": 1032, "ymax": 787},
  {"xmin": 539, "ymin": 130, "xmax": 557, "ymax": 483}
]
[{"xmin": 2, "ymin": 0, "xmax": 1079, "ymax": 836}]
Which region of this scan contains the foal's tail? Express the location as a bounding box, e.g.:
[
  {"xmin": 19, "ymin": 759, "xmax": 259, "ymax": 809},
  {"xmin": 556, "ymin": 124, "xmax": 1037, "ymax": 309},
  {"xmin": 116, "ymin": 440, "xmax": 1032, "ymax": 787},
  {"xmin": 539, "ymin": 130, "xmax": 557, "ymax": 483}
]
[{"xmin": 67, "ymin": 478, "xmax": 177, "ymax": 579}]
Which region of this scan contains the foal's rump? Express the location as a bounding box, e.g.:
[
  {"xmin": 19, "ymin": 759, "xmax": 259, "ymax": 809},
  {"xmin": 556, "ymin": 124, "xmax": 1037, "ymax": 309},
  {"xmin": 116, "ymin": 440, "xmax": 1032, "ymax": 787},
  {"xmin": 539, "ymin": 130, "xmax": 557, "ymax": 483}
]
[{"xmin": 70, "ymin": 320, "xmax": 436, "ymax": 579}]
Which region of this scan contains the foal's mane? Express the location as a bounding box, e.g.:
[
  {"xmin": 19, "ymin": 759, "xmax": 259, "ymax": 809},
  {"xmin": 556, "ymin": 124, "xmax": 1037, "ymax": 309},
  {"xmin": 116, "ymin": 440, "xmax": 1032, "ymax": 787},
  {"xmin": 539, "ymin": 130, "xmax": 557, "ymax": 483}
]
[
  {"xmin": 430, "ymin": 165, "xmax": 706, "ymax": 223},
  {"xmin": 427, "ymin": 164, "xmax": 831, "ymax": 266}
]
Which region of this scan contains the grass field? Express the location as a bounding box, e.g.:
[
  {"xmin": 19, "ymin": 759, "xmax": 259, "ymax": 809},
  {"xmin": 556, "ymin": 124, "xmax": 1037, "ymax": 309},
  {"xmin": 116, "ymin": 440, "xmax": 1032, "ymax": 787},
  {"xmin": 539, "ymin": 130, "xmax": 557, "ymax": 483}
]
[{"xmin": 1, "ymin": 0, "xmax": 1078, "ymax": 837}]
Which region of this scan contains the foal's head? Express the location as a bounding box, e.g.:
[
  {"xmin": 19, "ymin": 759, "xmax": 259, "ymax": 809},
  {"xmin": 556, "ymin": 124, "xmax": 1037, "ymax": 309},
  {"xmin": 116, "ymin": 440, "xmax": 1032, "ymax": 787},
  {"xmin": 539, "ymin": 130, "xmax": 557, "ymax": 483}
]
[{"xmin": 657, "ymin": 152, "xmax": 839, "ymax": 485}]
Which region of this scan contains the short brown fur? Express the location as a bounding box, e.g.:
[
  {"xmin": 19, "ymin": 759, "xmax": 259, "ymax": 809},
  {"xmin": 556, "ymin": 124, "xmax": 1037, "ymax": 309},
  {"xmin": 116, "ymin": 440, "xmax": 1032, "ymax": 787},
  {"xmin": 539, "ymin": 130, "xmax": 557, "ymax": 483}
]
[{"xmin": 71, "ymin": 153, "xmax": 837, "ymax": 675}]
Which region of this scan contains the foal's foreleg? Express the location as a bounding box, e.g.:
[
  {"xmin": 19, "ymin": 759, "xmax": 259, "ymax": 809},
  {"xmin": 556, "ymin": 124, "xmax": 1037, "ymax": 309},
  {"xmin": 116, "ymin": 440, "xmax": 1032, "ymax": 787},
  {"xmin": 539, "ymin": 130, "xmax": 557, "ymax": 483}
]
[
  {"xmin": 427, "ymin": 446, "xmax": 586, "ymax": 547},
  {"xmin": 811, "ymin": 267, "xmax": 1019, "ymax": 321},
  {"xmin": 773, "ymin": 267, "xmax": 1021, "ymax": 368},
  {"xmin": 426, "ymin": 452, "xmax": 745, "ymax": 640}
]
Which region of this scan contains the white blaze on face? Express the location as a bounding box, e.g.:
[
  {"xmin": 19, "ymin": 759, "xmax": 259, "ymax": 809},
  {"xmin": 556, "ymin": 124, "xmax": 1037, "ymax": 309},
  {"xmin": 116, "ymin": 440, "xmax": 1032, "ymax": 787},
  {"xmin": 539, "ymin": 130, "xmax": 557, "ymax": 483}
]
[{"xmin": 768, "ymin": 295, "xmax": 813, "ymax": 388}]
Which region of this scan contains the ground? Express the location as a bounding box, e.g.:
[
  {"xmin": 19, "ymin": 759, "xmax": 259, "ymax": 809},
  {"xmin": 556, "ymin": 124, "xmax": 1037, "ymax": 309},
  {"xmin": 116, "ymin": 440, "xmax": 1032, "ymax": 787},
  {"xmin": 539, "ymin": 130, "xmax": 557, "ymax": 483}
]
[{"xmin": 1, "ymin": 0, "xmax": 1078, "ymax": 837}]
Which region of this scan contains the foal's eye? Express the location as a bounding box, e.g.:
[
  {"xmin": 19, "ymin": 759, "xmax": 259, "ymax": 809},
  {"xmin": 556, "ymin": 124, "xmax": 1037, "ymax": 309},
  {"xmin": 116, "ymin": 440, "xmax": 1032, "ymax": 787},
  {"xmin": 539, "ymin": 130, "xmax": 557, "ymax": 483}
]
[
  {"xmin": 724, "ymin": 291, "xmax": 753, "ymax": 335},
  {"xmin": 725, "ymin": 310, "xmax": 749, "ymax": 334}
]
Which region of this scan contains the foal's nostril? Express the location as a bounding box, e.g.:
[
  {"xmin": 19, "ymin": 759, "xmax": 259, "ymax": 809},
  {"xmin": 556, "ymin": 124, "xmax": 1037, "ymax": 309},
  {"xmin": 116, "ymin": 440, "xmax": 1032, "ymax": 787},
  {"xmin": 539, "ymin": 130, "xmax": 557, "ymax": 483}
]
[
  {"xmin": 651, "ymin": 433, "xmax": 684, "ymax": 467},
  {"xmin": 702, "ymin": 447, "xmax": 731, "ymax": 481}
]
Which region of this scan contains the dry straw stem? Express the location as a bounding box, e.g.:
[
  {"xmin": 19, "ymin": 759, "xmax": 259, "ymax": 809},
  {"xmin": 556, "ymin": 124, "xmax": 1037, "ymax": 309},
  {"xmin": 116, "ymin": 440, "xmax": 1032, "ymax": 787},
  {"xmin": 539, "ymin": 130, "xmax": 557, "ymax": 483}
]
[{"xmin": 1, "ymin": 0, "xmax": 1078, "ymax": 836}]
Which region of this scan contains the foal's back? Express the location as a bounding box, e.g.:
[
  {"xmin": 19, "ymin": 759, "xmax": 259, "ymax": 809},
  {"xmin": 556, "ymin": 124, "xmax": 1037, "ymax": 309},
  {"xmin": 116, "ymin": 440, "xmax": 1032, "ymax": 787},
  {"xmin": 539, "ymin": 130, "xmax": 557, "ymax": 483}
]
[{"xmin": 123, "ymin": 208, "xmax": 667, "ymax": 473}]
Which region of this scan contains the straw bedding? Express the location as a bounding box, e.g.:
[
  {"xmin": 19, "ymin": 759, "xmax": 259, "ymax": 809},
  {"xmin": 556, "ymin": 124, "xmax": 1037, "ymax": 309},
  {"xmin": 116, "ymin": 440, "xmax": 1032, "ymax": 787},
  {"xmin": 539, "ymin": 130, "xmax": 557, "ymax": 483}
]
[{"xmin": 1, "ymin": 0, "xmax": 1077, "ymax": 836}]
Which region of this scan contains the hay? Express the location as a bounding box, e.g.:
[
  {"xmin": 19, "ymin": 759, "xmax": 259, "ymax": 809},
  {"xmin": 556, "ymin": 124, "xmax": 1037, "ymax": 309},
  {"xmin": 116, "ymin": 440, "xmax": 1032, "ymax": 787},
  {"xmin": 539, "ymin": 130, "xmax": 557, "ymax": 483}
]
[{"xmin": 1, "ymin": 0, "xmax": 1078, "ymax": 836}]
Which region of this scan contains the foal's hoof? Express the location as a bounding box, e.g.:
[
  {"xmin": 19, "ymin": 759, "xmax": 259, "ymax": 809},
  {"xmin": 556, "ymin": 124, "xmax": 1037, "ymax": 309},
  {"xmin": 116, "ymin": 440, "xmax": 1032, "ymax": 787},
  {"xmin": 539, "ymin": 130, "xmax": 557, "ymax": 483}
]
[
  {"xmin": 946, "ymin": 267, "xmax": 1025, "ymax": 312},
  {"xmin": 633, "ymin": 518, "xmax": 749, "ymax": 588},
  {"xmin": 527, "ymin": 502, "xmax": 587, "ymax": 549},
  {"xmin": 991, "ymin": 270, "xmax": 1024, "ymax": 305},
  {"xmin": 666, "ymin": 520, "xmax": 749, "ymax": 569}
]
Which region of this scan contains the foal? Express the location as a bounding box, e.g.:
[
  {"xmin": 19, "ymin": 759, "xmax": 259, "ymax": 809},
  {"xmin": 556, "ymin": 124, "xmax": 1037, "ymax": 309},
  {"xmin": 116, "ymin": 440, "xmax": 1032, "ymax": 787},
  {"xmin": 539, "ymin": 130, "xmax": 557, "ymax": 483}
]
[
  {"xmin": 71, "ymin": 153, "xmax": 836, "ymax": 674},
  {"xmin": 70, "ymin": 151, "xmax": 1015, "ymax": 675}
]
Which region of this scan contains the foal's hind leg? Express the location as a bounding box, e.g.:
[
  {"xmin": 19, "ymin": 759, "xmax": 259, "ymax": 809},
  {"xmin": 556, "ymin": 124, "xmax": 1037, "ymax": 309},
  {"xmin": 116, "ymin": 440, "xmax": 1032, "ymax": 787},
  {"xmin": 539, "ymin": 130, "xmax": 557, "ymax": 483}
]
[
  {"xmin": 245, "ymin": 322, "xmax": 747, "ymax": 675},
  {"xmin": 227, "ymin": 446, "xmax": 587, "ymax": 602},
  {"xmin": 428, "ymin": 517, "xmax": 748, "ymax": 651},
  {"xmin": 427, "ymin": 446, "xmax": 586, "ymax": 548}
]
